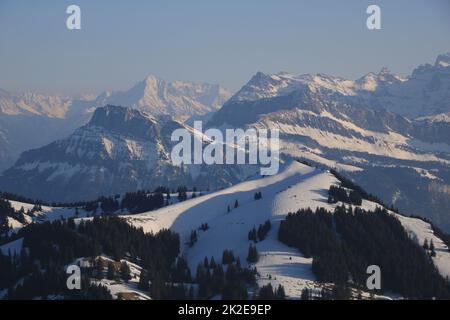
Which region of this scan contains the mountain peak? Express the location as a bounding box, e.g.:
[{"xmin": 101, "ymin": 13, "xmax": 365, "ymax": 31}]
[
  {"xmin": 88, "ymin": 105, "xmax": 157, "ymax": 134},
  {"xmin": 379, "ymin": 66, "xmax": 392, "ymax": 75},
  {"xmin": 376, "ymin": 66, "xmax": 403, "ymax": 84},
  {"xmin": 143, "ymin": 74, "xmax": 163, "ymax": 86},
  {"xmin": 435, "ymin": 53, "xmax": 450, "ymax": 68},
  {"xmin": 228, "ymin": 71, "xmax": 304, "ymax": 103},
  {"xmin": 93, "ymin": 75, "xmax": 231, "ymax": 122}
]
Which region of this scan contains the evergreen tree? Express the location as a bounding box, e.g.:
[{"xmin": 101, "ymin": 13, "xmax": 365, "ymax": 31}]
[
  {"xmin": 430, "ymin": 239, "xmax": 436, "ymax": 257},
  {"xmin": 423, "ymin": 238, "xmax": 429, "ymax": 250},
  {"xmin": 222, "ymin": 249, "xmax": 235, "ymax": 265},
  {"xmin": 248, "ymin": 226, "xmax": 257, "ymax": 242},
  {"xmin": 189, "ymin": 230, "xmax": 198, "ymax": 247},
  {"xmin": 276, "ymin": 285, "xmax": 286, "ymax": 299},
  {"xmin": 301, "ymin": 288, "xmax": 311, "ymax": 300},
  {"xmin": 247, "ymin": 244, "xmax": 259, "ymax": 263},
  {"xmin": 177, "ymin": 186, "xmax": 188, "ymax": 202},
  {"xmin": 120, "ymin": 261, "xmax": 131, "ymax": 283},
  {"xmin": 209, "ymin": 256, "xmax": 217, "ymax": 269},
  {"xmin": 259, "ymin": 283, "xmax": 275, "ymax": 299},
  {"xmin": 138, "ymin": 269, "xmax": 150, "ymax": 291},
  {"xmin": 107, "ymin": 262, "xmax": 116, "ymax": 280}
]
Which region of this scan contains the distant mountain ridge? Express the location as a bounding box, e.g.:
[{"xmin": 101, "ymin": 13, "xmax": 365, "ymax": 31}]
[
  {"xmin": 0, "ymin": 105, "xmax": 254, "ymax": 202},
  {"xmin": 0, "ymin": 75, "xmax": 231, "ymax": 172},
  {"xmin": 2, "ymin": 54, "xmax": 450, "ymax": 230},
  {"xmin": 227, "ymin": 53, "xmax": 450, "ymax": 118},
  {"xmin": 94, "ymin": 75, "xmax": 231, "ymax": 123},
  {"xmin": 208, "ymin": 55, "xmax": 450, "ymax": 231}
]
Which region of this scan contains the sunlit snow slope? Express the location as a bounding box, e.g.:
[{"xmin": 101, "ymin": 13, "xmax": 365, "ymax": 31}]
[{"xmin": 124, "ymin": 161, "xmax": 450, "ymax": 298}]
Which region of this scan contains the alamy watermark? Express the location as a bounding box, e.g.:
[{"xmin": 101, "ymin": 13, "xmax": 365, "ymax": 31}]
[
  {"xmin": 170, "ymin": 121, "xmax": 280, "ymax": 176},
  {"xmin": 366, "ymin": 265, "xmax": 381, "ymax": 290},
  {"xmin": 66, "ymin": 4, "xmax": 381, "ymax": 31},
  {"xmin": 66, "ymin": 265, "xmax": 81, "ymax": 290},
  {"xmin": 66, "ymin": 5, "xmax": 81, "ymax": 30},
  {"xmin": 367, "ymin": 5, "xmax": 381, "ymax": 30}
]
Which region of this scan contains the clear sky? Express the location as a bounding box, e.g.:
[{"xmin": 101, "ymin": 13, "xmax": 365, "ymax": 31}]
[{"xmin": 1, "ymin": 0, "xmax": 449, "ymax": 95}]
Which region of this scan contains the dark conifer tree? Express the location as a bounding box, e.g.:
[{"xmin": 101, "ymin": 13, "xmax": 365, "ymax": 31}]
[
  {"xmin": 120, "ymin": 261, "xmax": 131, "ymax": 283},
  {"xmin": 138, "ymin": 269, "xmax": 150, "ymax": 291},
  {"xmin": 423, "ymin": 239, "xmax": 429, "ymax": 250},
  {"xmin": 107, "ymin": 262, "xmax": 116, "ymax": 280},
  {"xmin": 247, "ymin": 244, "xmax": 259, "ymax": 263}
]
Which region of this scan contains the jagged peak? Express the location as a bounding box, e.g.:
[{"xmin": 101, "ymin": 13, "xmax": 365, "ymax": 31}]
[
  {"xmin": 435, "ymin": 52, "xmax": 450, "ymax": 68},
  {"xmin": 378, "ymin": 66, "xmax": 392, "ymax": 76},
  {"xmin": 89, "ymin": 105, "xmax": 157, "ymax": 127}
]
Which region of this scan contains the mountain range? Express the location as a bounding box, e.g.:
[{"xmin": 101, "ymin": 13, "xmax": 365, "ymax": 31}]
[
  {"xmin": 0, "ymin": 76, "xmax": 231, "ymax": 173},
  {"xmin": 0, "ymin": 105, "xmax": 254, "ymax": 202},
  {"xmin": 0, "ymin": 53, "xmax": 450, "ymax": 231}
]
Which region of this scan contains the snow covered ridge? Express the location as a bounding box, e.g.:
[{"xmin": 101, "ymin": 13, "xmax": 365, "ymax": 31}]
[
  {"xmin": 0, "ymin": 105, "xmax": 264, "ymax": 202},
  {"xmin": 0, "ymin": 74, "xmax": 231, "ymax": 122},
  {"xmin": 416, "ymin": 112, "xmax": 450, "ymax": 124},
  {"xmin": 121, "ymin": 161, "xmax": 450, "ymax": 298},
  {"xmin": 1, "ymin": 161, "xmax": 450, "ymax": 299},
  {"xmin": 95, "ymin": 74, "xmax": 231, "ymax": 123},
  {"xmin": 171, "ymin": 120, "xmax": 280, "ymax": 176},
  {"xmin": 0, "ymin": 75, "xmax": 231, "ymax": 172},
  {"xmin": 207, "ymin": 59, "xmax": 450, "ymax": 233},
  {"xmin": 227, "ymin": 53, "xmax": 450, "ymax": 118}
]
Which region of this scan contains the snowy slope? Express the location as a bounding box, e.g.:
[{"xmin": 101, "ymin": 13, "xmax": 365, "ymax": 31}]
[
  {"xmin": 2, "ymin": 161, "xmax": 450, "ymax": 298},
  {"xmin": 2, "ymin": 199, "xmax": 89, "ymax": 236},
  {"xmin": 396, "ymin": 215, "xmax": 450, "ymax": 279},
  {"xmin": 123, "ymin": 161, "xmax": 450, "ymax": 298},
  {"xmin": 124, "ymin": 161, "xmax": 332, "ymax": 298}
]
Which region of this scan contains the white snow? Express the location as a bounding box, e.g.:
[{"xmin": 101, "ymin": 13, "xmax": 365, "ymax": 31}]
[
  {"xmin": 395, "ymin": 214, "xmax": 450, "ymax": 279},
  {"xmin": 3, "ymin": 160, "xmax": 450, "ymax": 299},
  {"xmin": 122, "ymin": 160, "xmax": 450, "ymax": 298},
  {"xmin": 6, "ymin": 199, "xmax": 90, "ymax": 233},
  {"xmin": 123, "ymin": 161, "xmax": 340, "ymax": 298}
]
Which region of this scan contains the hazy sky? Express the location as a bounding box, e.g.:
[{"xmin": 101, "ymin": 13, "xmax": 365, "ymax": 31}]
[{"xmin": 1, "ymin": 0, "xmax": 450, "ymax": 95}]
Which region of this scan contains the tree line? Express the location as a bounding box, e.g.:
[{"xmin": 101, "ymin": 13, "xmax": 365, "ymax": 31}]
[{"xmin": 278, "ymin": 206, "xmax": 450, "ymax": 299}]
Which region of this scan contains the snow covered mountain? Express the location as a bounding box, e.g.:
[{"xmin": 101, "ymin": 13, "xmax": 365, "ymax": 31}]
[
  {"xmin": 3, "ymin": 161, "xmax": 450, "ymax": 299},
  {"xmin": 0, "ymin": 77, "xmax": 230, "ymax": 173},
  {"xmin": 208, "ymin": 63, "xmax": 450, "ymax": 232},
  {"xmin": 227, "ymin": 53, "xmax": 450, "ymax": 118},
  {"xmin": 0, "ymin": 90, "xmax": 92, "ymax": 173},
  {"xmin": 95, "ymin": 75, "xmax": 231, "ymax": 123},
  {"xmin": 122, "ymin": 161, "xmax": 450, "ymax": 299},
  {"xmin": 2, "ymin": 54, "xmax": 450, "ymax": 229},
  {"xmin": 0, "ymin": 89, "xmax": 73, "ymax": 118},
  {"xmin": 0, "ymin": 105, "xmax": 253, "ymax": 202}
]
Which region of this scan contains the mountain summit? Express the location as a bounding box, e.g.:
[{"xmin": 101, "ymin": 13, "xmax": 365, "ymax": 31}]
[
  {"xmin": 435, "ymin": 52, "xmax": 450, "ymax": 68},
  {"xmin": 0, "ymin": 105, "xmax": 251, "ymax": 201},
  {"xmin": 94, "ymin": 75, "xmax": 231, "ymax": 122}
]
